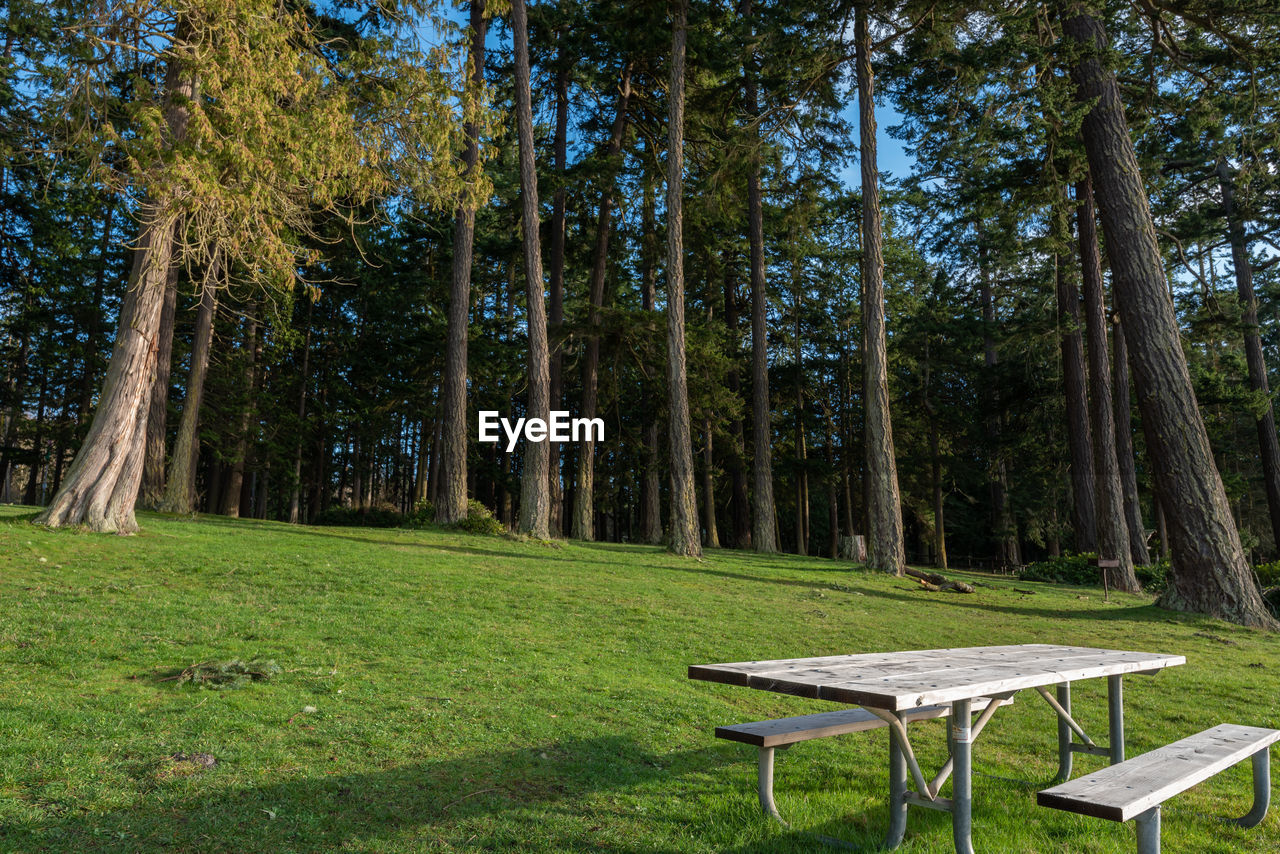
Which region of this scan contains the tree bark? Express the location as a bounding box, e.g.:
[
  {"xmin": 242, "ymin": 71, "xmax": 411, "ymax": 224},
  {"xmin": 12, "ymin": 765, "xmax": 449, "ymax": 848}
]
[
  {"xmin": 979, "ymin": 237, "xmax": 1019, "ymax": 569},
  {"xmin": 512, "ymin": 0, "xmax": 551, "ymax": 539},
  {"xmin": 639, "ymin": 141, "xmax": 663, "ymax": 545},
  {"xmin": 22, "ymin": 367, "xmax": 48, "ymax": 505},
  {"xmin": 139, "ymin": 254, "xmax": 180, "ymax": 509},
  {"xmin": 221, "ymin": 302, "xmax": 260, "ymax": 518},
  {"xmin": 34, "ymin": 35, "xmax": 195, "ymax": 533},
  {"xmin": 703, "ymin": 418, "xmax": 719, "ymax": 547},
  {"xmin": 1112, "ymin": 315, "xmax": 1150, "ymax": 564},
  {"xmin": 724, "ymin": 257, "xmax": 751, "ymax": 548},
  {"xmin": 824, "ymin": 405, "xmax": 839, "ymax": 558},
  {"xmin": 1064, "ymin": 3, "xmax": 1275, "ymax": 628},
  {"xmin": 436, "ymin": 0, "xmax": 487, "ymax": 525},
  {"xmin": 288, "ymin": 295, "xmax": 313, "ymax": 523},
  {"xmin": 857, "ymin": 5, "xmax": 905, "ymax": 575},
  {"xmin": 742, "ymin": 0, "xmax": 777, "ymax": 553},
  {"xmin": 158, "ymin": 266, "xmax": 219, "ymax": 515},
  {"xmin": 1056, "ymin": 251, "xmax": 1098, "ymax": 551},
  {"xmin": 793, "ymin": 260, "xmax": 808, "ymax": 556},
  {"xmin": 548, "ymin": 54, "xmax": 569, "ymax": 538},
  {"xmin": 666, "ymin": 0, "xmax": 700, "ymax": 557},
  {"xmin": 924, "ymin": 333, "xmax": 948, "ymax": 570},
  {"xmin": 573, "ymin": 64, "xmax": 632, "ymax": 541},
  {"xmin": 1217, "ymin": 156, "xmax": 1280, "ymax": 552},
  {"xmin": 1077, "ymin": 178, "xmax": 1140, "ymax": 591}
]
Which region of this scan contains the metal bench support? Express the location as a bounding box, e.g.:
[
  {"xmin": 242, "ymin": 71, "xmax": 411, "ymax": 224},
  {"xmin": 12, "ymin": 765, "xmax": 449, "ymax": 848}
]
[
  {"xmin": 1135, "ymin": 806, "xmax": 1160, "ymax": 854},
  {"xmin": 1232, "ymin": 749, "xmax": 1271, "ymax": 829},
  {"xmin": 757, "ymin": 746, "xmax": 787, "ymax": 826}
]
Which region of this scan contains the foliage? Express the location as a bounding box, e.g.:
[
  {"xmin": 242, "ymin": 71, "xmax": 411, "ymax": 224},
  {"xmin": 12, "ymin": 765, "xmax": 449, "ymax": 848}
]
[
  {"xmin": 404, "ymin": 499, "xmax": 436, "ymax": 529},
  {"xmin": 1020, "ymin": 553, "xmax": 1168, "ymax": 594},
  {"xmin": 1019, "ymin": 552, "xmax": 1099, "ymax": 586},
  {"xmin": 310, "ymin": 505, "xmax": 405, "ymax": 528},
  {"xmin": 447, "ymin": 499, "xmax": 505, "ymax": 536},
  {"xmin": 1136, "ymin": 559, "xmax": 1170, "ymax": 595},
  {"xmin": 1254, "ymin": 560, "xmax": 1280, "ymax": 590}
]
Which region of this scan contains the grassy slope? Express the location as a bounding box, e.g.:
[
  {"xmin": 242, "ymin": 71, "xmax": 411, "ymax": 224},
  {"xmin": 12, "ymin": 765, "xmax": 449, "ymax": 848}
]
[{"xmin": 0, "ymin": 505, "xmax": 1277, "ymax": 853}]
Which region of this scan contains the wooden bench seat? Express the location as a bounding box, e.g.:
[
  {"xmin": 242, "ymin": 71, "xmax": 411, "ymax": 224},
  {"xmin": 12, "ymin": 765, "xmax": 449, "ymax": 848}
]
[
  {"xmin": 717, "ymin": 696, "xmax": 1011, "ymax": 826},
  {"xmin": 1037, "ymin": 724, "xmax": 1279, "ymax": 853}
]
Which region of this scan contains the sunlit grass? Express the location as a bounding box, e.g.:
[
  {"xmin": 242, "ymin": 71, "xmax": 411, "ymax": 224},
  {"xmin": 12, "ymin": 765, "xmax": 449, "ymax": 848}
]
[{"xmin": 0, "ymin": 504, "xmax": 1277, "ymax": 852}]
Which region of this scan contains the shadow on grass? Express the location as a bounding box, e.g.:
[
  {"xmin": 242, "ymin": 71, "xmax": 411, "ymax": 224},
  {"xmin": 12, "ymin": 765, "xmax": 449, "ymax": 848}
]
[
  {"xmin": 0, "ymin": 737, "xmax": 758, "ymax": 854},
  {"xmin": 659, "ymin": 560, "xmax": 1180, "ymax": 626}
]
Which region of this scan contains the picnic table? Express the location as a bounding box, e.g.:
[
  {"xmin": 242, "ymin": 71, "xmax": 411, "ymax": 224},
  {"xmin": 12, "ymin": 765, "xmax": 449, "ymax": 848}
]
[{"xmin": 689, "ymin": 643, "xmax": 1185, "ymax": 852}]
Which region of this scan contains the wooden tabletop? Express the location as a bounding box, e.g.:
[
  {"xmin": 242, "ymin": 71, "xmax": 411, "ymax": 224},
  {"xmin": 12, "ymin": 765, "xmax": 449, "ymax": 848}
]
[{"xmin": 688, "ymin": 644, "xmax": 1185, "ymax": 711}]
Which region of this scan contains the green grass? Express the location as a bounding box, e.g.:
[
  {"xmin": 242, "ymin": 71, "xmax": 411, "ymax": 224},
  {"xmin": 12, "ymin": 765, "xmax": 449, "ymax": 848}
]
[{"xmin": 0, "ymin": 505, "xmax": 1278, "ymax": 853}]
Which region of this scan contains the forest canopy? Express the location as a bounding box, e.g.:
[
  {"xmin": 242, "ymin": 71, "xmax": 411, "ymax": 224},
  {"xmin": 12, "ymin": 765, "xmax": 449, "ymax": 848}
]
[{"xmin": 2, "ymin": 0, "xmax": 1279, "ymax": 628}]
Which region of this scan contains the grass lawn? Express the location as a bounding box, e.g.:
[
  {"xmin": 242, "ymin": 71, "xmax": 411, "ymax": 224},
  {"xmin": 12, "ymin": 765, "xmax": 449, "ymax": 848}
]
[{"xmin": 0, "ymin": 505, "xmax": 1278, "ymax": 853}]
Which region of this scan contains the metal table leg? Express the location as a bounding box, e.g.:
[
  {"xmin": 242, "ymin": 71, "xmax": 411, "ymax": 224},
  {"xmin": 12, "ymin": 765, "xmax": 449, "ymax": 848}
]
[
  {"xmin": 1054, "ymin": 683, "xmax": 1073, "ymax": 783},
  {"xmin": 950, "ymin": 698, "xmax": 974, "ymax": 854},
  {"xmin": 1107, "ymin": 675, "xmax": 1125, "ymax": 764},
  {"xmin": 884, "ymin": 727, "xmax": 908, "ymax": 849}
]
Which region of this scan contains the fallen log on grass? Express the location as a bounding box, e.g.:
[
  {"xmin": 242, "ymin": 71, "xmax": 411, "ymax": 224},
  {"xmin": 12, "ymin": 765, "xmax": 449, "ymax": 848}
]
[{"xmin": 905, "ymin": 567, "xmax": 975, "ymax": 594}]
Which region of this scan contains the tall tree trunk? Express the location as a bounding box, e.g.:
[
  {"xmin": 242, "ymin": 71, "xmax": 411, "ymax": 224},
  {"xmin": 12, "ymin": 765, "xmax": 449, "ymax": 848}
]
[
  {"xmin": 1112, "ymin": 316, "xmax": 1149, "ymax": 564},
  {"xmin": 793, "ymin": 261, "xmax": 808, "ymax": 556},
  {"xmin": 742, "ymin": 0, "xmax": 777, "ymax": 553},
  {"xmin": 824, "ymin": 408, "xmax": 839, "ymax": 559},
  {"xmin": 1, "ymin": 276, "xmax": 35, "ymax": 503},
  {"xmin": 1056, "ymin": 250, "xmax": 1098, "ymax": 551},
  {"xmin": 979, "ymin": 237, "xmax": 1019, "ymax": 569},
  {"xmin": 639, "ymin": 142, "xmax": 663, "ymax": 544},
  {"xmin": 22, "ymin": 367, "xmax": 48, "ymax": 505},
  {"xmin": 1077, "ymin": 178, "xmax": 1140, "ymax": 591},
  {"xmin": 158, "ymin": 266, "xmax": 219, "ymax": 514},
  {"xmin": 548, "ymin": 55, "xmax": 569, "ymax": 538},
  {"xmin": 221, "ymin": 303, "xmax": 260, "ymax": 518},
  {"xmin": 512, "ymin": 0, "xmax": 551, "ymax": 539},
  {"xmin": 35, "ymin": 36, "xmax": 194, "ymax": 532},
  {"xmin": 666, "ymin": 0, "xmax": 700, "ymax": 557},
  {"xmin": 1217, "ymin": 156, "xmax": 1280, "ymax": 551},
  {"xmin": 856, "ymin": 5, "xmax": 905, "ymax": 575},
  {"xmin": 703, "ymin": 418, "xmax": 719, "ymax": 548},
  {"xmin": 436, "ymin": 0, "xmax": 487, "ymax": 525},
  {"xmin": 573, "ymin": 64, "xmax": 632, "ymax": 541},
  {"xmin": 139, "ymin": 256, "xmax": 180, "ymax": 509},
  {"xmin": 288, "ymin": 296, "xmax": 313, "ymax": 523},
  {"xmin": 724, "ymin": 257, "xmax": 751, "ymax": 548},
  {"xmin": 79, "ymin": 196, "xmax": 116, "ymax": 425},
  {"xmin": 924, "ymin": 335, "xmax": 948, "ymax": 570},
  {"xmin": 1064, "ymin": 4, "xmax": 1275, "ymax": 628}
]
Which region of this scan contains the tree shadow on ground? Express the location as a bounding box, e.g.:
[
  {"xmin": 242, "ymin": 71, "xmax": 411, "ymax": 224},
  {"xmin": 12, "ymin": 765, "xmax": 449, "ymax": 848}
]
[
  {"xmin": 0, "ymin": 737, "xmax": 752, "ymax": 854},
  {"xmin": 658, "ymin": 560, "xmax": 1181, "ymax": 626}
]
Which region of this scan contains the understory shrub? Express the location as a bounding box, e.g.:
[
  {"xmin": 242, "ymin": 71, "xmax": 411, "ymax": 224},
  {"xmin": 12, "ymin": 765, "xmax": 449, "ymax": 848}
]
[
  {"xmin": 1254, "ymin": 560, "xmax": 1280, "ymax": 589},
  {"xmin": 404, "ymin": 500, "xmax": 436, "ymax": 529},
  {"xmin": 1019, "ymin": 553, "xmax": 1098, "ymax": 586},
  {"xmin": 311, "ymin": 505, "xmax": 404, "ymax": 528},
  {"xmin": 1135, "ymin": 559, "xmax": 1169, "ymax": 594},
  {"xmin": 1021, "ymin": 553, "xmax": 1167, "ymax": 594},
  {"xmin": 449, "ymin": 499, "xmax": 505, "ymax": 536}
]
